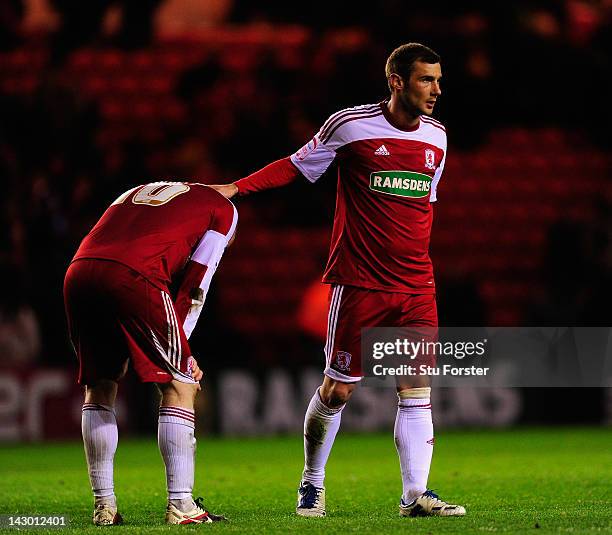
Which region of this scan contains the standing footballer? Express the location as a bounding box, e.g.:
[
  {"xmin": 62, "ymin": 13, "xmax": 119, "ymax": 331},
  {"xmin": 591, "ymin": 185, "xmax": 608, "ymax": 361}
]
[
  {"xmin": 213, "ymin": 43, "xmax": 465, "ymax": 518},
  {"xmin": 64, "ymin": 182, "xmax": 236, "ymax": 525}
]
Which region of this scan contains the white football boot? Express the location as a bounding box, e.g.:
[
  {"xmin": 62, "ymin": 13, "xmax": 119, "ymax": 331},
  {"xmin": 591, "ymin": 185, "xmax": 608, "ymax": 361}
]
[
  {"xmin": 93, "ymin": 503, "xmax": 123, "ymax": 526},
  {"xmin": 399, "ymin": 490, "xmax": 466, "ymax": 517},
  {"xmin": 296, "ymin": 481, "xmax": 326, "ymax": 517},
  {"xmin": 165, "ymin": 497, "xmax": 227, "ymax": 524}
]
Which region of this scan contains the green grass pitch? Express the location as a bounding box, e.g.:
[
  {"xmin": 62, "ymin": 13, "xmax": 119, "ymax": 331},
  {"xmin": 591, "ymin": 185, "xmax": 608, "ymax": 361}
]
[{"xmin": 1, "ymin": 427, "xmax": 610, "ymax": 534}]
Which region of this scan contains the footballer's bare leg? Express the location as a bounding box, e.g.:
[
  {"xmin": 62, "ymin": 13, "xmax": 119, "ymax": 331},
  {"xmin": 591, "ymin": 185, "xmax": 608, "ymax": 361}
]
[
  {"xmin": 82, "ymin": 378, "xmax": 123, "ymax": 525},
  {"xmin": 157, "ymin": 377, "xmax": 226, "ymax": 524},
  {"xmin": 395, "ymin": 376, "xmax": 465, "ymax": 516},
  {"xmin": 319, "ymin": 375, "xmax": 356, "ymax": 407},
  {"xmin": 297, "ymin": 376, "xmax": 356, "ymax": 517},
  {"xmin": 158, "ymin": 379, "xmax": 198, "ymax": 409}
]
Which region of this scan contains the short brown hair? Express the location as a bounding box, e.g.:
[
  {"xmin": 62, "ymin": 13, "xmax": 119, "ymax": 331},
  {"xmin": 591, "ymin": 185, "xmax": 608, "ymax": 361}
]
[{"xmin": 385, "ymin": 43, "xmax": 441, "ymax": 91}]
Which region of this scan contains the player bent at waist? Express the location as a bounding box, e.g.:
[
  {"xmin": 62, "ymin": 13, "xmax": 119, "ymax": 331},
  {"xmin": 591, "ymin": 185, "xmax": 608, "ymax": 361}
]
[{"xmin": 64, "ymin": 181, "xmax": 237, "ymax": 525}]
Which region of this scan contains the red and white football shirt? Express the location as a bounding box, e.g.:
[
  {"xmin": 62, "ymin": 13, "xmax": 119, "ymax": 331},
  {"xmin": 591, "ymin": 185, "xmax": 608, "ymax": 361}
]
[
  {"xmin": 73, "ymin": 182, "xmax": 238, "ymax": 337},
  {"xmin": 290, "ymin": 101, "xmax": 446, "ymax": 294}
]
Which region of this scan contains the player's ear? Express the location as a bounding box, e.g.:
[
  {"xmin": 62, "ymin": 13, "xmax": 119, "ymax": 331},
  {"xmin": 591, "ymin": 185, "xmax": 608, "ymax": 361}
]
[{"xmin": 389, "ymin": 73, "xmax": 404, "ymax": 92}]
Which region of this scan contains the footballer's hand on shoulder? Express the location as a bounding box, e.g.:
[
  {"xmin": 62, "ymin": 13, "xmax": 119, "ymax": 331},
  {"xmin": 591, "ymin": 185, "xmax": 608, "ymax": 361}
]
[{"xmin": 209, "ymin": 183, "xmax": 238, "ymax": 199}]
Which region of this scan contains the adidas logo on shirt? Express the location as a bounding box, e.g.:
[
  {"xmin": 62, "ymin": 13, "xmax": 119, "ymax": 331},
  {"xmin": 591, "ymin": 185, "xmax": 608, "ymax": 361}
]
[{"xmin": 374, "ymin": 145, "xmax": 390, "ymax": 156}]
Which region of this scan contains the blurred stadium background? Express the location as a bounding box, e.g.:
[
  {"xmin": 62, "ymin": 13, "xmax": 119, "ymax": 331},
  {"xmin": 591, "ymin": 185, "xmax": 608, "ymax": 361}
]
[{"xmin": 0, "ymin": 0, "xmax": 611, "ymax": 443}]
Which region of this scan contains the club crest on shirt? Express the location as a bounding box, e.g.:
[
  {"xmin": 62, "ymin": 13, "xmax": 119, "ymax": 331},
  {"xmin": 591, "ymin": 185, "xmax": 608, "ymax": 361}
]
[
  {"xmin": 334, "ymin": 351, "xmax": 352, "ymax": 371},
  {"xmin": 425, "ymin": 149, "xmax": 436, "ymax": 170},
  {"xmin": 295, "ymin": 137, "xmax": 318, "ymax": 161}
]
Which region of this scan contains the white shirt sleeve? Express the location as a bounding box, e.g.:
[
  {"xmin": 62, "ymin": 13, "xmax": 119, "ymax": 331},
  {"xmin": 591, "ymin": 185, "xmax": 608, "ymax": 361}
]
[
  {"xmin": 289, "ymin": 105, "xmax": 383, "ymax": 183},
  {"xmin": 183, "ymin": 204, "xmax": 238, "ymax": 338},
  {"xmin": 290, "ymin": 135, "xmax": 337, "ymax": 183}
]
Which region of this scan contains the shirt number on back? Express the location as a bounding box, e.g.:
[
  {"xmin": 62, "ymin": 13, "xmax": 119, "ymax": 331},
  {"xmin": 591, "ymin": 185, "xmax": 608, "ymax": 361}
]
[{"xmin": 112, "ymin": 182, "xmax": 190, "ymax": 207}]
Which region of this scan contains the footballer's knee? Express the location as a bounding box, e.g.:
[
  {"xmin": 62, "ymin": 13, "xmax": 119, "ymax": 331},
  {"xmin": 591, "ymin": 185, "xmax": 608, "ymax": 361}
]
[
  {"xmin": 158, "ymin": 380, "xmax": 199, "ymax": 410},
  {"xmin": 84, "ymin": 380, "xmax": 119, "ymax": 407},
  {"xmin": 319, "ymin": 376, "xmax": 356, "ymax": 408},
  {"xmin": 396, "ymin": 387, "xmax": 431, "ymax": 402},
  {"xmin": 396, "ymin": 375, "xmax": 431, "ymax": 393}
]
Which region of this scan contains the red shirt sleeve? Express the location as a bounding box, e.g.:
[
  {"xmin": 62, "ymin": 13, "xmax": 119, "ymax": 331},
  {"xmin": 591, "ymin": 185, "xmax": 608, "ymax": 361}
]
[{"xmin": 234, "ymin": 157, "xmax": 301, "ymax": 195}]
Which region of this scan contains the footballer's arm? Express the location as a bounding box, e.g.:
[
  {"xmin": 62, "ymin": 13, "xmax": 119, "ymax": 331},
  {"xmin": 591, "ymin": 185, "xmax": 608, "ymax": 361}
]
[
  {"xmin": 174, "ymin": 205, "xmax": 238, "ymax": 337},
  {"xmin": 210, "ymin": 156, "xmax": 301, "ymax": 199},
  {"xmin": 211, "ymin": 113, "xmax": 345, "ymax": 199}
]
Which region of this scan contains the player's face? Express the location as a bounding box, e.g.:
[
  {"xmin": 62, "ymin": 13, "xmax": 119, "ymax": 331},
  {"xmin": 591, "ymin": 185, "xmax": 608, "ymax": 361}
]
[{"xmin": 400, "ymin": 61, "xmax": 442, "ymax": 117}]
